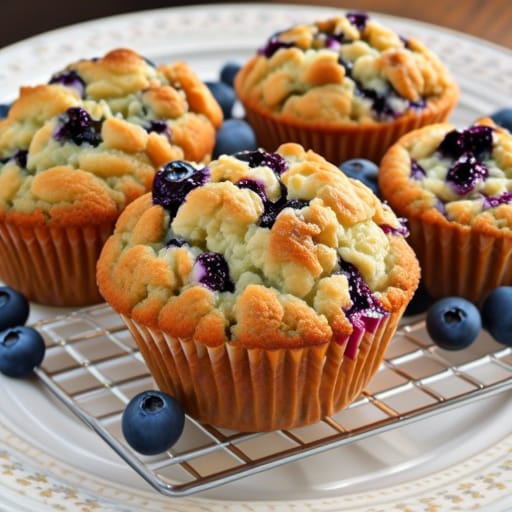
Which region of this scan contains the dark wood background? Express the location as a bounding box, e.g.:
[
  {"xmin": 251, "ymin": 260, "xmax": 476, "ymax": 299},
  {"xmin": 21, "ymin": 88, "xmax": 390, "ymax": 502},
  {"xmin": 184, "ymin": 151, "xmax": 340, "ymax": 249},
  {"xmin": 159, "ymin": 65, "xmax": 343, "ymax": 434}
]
[{"xmin": 2, "ymin": 0, "xmax": 511, "ymax": 50}]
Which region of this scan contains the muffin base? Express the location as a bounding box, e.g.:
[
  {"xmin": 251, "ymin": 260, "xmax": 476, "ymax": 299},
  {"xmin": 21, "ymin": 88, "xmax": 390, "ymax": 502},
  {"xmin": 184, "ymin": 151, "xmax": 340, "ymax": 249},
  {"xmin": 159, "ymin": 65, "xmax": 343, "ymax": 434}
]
[
  {"xmin": 122, "ymin": 308, "xmax": 404, "ymax": 432},
  {"xmin": 408, "ymin": 215, "xmax": 512, "ymax": 304},
  {"xmin": 0, "ymin": 219, "xmax": 115, "ymax": 306}
]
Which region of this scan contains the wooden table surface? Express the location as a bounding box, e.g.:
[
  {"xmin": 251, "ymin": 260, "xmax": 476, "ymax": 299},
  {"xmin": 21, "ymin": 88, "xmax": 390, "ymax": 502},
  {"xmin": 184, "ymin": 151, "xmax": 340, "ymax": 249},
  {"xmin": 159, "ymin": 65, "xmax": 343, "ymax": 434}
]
[
  {"xmin": 276, "ymin": 0, "xmax": 512, "ymax": 49},
  {"xmin": 1, "ymin": 1, "xmax": 511, "ymax": 50}
]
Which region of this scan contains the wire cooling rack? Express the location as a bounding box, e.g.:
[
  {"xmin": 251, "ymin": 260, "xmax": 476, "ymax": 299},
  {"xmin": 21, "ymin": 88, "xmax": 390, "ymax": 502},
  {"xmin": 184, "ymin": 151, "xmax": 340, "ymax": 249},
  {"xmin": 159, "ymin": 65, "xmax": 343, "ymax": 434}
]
[{"xmin": 32, "ymin": 303, "xmax": 512, "ymax": 497}]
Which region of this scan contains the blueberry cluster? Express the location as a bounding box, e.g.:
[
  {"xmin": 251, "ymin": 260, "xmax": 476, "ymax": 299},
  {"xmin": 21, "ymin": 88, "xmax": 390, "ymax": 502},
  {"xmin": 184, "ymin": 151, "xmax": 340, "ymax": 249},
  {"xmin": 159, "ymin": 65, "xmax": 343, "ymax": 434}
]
[
  {"xmin": 257, "ymin": 13, "xmax": 422, "ymax": 121},
  {"xmin": 0, "ymin": 286, "xmax": 45, "ymax": 378},
  {"xmin": 406, "ymin": 285, "xmax": 512, "ymax": 351}
]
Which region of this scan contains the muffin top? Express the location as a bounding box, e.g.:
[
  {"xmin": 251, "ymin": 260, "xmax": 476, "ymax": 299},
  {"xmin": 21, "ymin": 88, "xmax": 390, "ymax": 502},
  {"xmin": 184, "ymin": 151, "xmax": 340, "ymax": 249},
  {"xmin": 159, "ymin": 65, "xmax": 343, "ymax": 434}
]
[
  {"xmin": 0, "ymin": 48, "xmax": 222, "ymax": 226},
  {"xmin": 235, "ymin": 12, "xmax": 458, "ymax": 124},
  {"xmin": 97, "ymin": 143, "xmax": 419, "ymax": 351},
  {"xmin": 378, "ymin": 118, "xmax": 512, "ymax": 231}
]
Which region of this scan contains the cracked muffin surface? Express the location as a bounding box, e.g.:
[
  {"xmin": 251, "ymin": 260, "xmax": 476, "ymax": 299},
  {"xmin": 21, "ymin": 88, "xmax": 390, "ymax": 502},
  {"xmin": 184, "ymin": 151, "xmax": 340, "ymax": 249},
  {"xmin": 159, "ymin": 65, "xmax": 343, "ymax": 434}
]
[{"xmin": 0, "ymin": 48, "xmax": 222, "ymax": 306}]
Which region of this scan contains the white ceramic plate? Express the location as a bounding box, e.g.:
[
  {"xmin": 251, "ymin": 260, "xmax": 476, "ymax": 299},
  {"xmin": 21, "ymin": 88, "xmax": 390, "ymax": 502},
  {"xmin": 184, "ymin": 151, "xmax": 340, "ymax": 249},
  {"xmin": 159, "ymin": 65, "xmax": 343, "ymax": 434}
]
[{"xmin": 1, "ymin": 4, "xmax": 512, "ymax": 511}]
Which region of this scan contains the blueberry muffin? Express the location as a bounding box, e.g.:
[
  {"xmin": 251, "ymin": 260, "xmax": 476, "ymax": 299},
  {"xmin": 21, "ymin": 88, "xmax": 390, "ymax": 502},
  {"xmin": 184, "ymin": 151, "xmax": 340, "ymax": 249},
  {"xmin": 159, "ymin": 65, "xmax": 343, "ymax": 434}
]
[
  {"xmin": 234, "ymin": 12, "xmax": 459, "ymax": 165},
  {"xmin": 97, "ymin": 143, "xmax": 420, "ymax": 431},
  {"xmin": 0, "ymin": 48, "xmax": 222, "ymax": 306},
  {"xmin": 379, "ymin": 118, "xmax": 512, "ymax": 303}
]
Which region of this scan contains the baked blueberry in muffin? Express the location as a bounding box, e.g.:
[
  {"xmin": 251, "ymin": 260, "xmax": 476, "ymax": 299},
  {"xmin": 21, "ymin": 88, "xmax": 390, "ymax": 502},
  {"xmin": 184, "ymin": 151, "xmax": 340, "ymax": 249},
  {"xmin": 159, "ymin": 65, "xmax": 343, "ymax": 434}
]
[
  {"xmin": 97, "ymin": 143, "xmax": 420, "ymax": 431},
  {"xmin": 0, "ymin": 48, "xmax": 222, "ymax": 306},
  {"xmin": 235, "ymin": 12, "xmax": 459, "ymax": 163},
  {"xmin": 379, "ymin": 118, "xmax": 512, "ymax": 303}
]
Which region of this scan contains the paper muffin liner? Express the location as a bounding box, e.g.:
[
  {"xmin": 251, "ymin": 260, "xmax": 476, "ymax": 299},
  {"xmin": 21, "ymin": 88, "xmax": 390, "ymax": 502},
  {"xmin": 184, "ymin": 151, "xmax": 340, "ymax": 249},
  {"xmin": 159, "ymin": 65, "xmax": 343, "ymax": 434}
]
[
  {"xmin": 408, "ymin": 216, "xmax": 512, "ymax": 304},
  {"xmin": 239, "ymin": 87, "xmax": 458, "ymax": 165},
  {"xmin": 121, "ymin": 307, "xmax": 403, "ymax": 432},
  {"xmin": 0, "ymin": 219, "xmax": 115, "ymax": 306}
]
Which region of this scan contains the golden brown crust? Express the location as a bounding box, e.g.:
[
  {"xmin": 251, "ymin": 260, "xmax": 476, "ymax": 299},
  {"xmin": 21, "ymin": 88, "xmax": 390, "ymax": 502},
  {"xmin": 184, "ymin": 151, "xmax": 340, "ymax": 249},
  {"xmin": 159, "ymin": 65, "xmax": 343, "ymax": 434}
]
[
  {"xmin": 97, "ymin": 144, "xmax": 420, "ymax": 350},
  {"xmin": 0, "ymin": 48, "xmax": 223, "ymax": 227},
  {"xmin": 378, "ymin": 119, "xmax": 512, "ymax": 302},
  {"xmin": 235, "ymin": 15, "xmax": 458, "ymax": 125},
  {"xmin": 159, "ymin": 60, "xmax": 223, "ymax": 129},
  {"xmin": 379, "ymin": 120, "xmax": 512, "ymax": 236}
]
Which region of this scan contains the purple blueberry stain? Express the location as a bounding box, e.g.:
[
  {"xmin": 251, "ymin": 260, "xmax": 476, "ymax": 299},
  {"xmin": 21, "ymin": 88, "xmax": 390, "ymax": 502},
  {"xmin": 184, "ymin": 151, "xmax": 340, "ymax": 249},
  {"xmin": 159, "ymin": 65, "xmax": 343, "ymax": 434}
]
[
  {"xmin": 235, "ymin": 178, "xmax": 267, "ymax": 202},
  {"xmin": 54, "ymin": 107, "xmax": 102, "ymax": 147},
  {"xmin": 434, "ymin": 198, "xmax": 447, "ymax": 216},
  {"xmin": 49, "ymin": 70, "xmax": 86, "ymax": 98},
  {"xmin": 235, "ymin": 177, "xmax": 308, "ymax": 228},
  {"xmin": 193, "ymin": 252, "xmax": 234, "ymax": 293},
  {"xmin": 446, "ymin": 152, "xmax": 489, "ymax": 196},
  {"xmin": 380, "ymin": 218, "xmax": 410, "ymax": 237},
  {"xmin": 336, "ymin": 259, "xmax": 388, "ymax": 357},
  {"xmin": 481, "ymin": 191, "xmax": 512, "ymax": 209},
  {"xmin": 152, "ymin": 161, "xmax": 210, "ymax": 217},
  {"xmin": 410, "ymin": 159, "xmax": 426, "ymax": 180},
  {"xmin": 338, "ymin": 259, "xmax": 386, "ymax": 326}
]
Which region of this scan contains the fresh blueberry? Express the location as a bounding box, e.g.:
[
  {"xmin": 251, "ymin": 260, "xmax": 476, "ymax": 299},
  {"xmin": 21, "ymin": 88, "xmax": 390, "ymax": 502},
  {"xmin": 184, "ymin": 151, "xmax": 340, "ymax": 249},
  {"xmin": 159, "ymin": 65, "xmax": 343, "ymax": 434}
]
[
  {"xmin": 339, "ymin": 158, "xmax": 380, "ymax": 196},
  {"xmin": 0, "ymin": 326, "xmax": 46, "ymax": 378},
  {"xmin": 0, "ymin": 103, "xmax": 11, "ymax": 119},
  {"xmin": 205, "ymin": 81, "xmax": 236, "ymax": 119},
  {"xmin": 213, "ymin": 119, "xmax": 257, "ymax": 159},
  {"xmin": 220, "ymin": 61, "xmax": 241, "ymax": 88},
  {"xmin": 490, "ymin": 107, "xmax": 512, "ymax": 133},
  {"xmin": 404, "ymin": 281, "xmax": 434, "ymax": 316},
  {"xmin": 0, "ymin": 286, "xmax": 30, "ymax": 331},
  {"xmin": 426, "ymin": 297, "xmax": 481, "ymax": 350},
  {"xmin": 481, "ymin": 286, "xmax": 512, "ymax": 345},
  {"xmin": 122, "ymin": 390, "xmax": 185, "ymax": 456}
]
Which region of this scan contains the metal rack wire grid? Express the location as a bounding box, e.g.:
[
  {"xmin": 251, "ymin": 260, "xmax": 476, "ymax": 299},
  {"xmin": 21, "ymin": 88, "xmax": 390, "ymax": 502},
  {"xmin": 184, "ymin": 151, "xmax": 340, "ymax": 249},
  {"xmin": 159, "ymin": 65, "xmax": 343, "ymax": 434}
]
[{"xmin": 33, "ymin": 303, "xmax": 512, "ymax": 497}]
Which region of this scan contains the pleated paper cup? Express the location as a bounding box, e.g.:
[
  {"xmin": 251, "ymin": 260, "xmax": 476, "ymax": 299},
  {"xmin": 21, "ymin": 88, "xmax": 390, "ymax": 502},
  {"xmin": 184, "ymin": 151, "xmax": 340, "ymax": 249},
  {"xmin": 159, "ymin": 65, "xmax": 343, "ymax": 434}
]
[
  {"xmin": 0, "ymin": 218, "xmax": 115, "ymax": 306},
  {"xmin": 235, "ymin": 75, "xmax": 459, "ymax": 165},
  {"xmin": 121, "ymin": 306, "xmax": 404, "ymax": 432},
  {"xmin": 407, "ymin": 213, "xmax": 512, "ymax": 304}
]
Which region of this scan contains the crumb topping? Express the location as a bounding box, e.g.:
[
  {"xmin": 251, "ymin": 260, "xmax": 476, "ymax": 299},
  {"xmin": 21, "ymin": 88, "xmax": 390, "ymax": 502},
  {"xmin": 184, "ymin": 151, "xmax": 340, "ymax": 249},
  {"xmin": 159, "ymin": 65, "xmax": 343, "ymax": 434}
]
[
  {"xmin": 235, "ymin": 13, "xmax": 456, "ymax": 123},
  {"xmin": 387, "ymin": 118, "xmax": 512, "ymax": 228},
  {"xmin": 97, "ymin": 143, "xmax": 420, "ymax": 349},
  {"xmin": 0, "ymin": 49, "xmax": 222, "ymax": 224}
]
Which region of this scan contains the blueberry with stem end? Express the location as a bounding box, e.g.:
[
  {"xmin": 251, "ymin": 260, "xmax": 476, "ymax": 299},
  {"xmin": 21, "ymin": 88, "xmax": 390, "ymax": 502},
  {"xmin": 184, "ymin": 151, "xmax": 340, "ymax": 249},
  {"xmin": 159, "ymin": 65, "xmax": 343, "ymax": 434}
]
[
  {"xmin": 0, "ymin": 326, "xmax": 45, "ymax": 378},
  {"xmin": 426, "ymin": 297, "xmax": 481, "ymax": 350},
  {"xmin": 0, "ymin": 286, "xmax": 30, "ymax": 331},
  {"xmin": 122, "ymin": 390, "xmax": 185, "ymax": 456}
]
